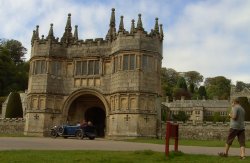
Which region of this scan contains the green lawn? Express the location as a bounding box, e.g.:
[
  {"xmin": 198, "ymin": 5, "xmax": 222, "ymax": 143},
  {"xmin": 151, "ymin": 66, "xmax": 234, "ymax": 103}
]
[
  {"xmin": 122, "ymin": 138, "xmax": 249, "ymax": 148},
  {"xmin": 0, "ymin": 150, "xmax": 248, "ymax": 163}
]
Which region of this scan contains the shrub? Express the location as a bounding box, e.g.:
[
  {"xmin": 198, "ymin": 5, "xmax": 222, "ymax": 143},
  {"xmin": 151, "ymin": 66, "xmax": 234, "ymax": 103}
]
[{"xmin": 5, "ymin": 92, "xmax": 23, "ymax": 118}]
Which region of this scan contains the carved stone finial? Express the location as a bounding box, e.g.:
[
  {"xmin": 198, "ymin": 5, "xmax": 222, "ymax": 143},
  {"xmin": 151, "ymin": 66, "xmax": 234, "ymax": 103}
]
[
  {"xmin": 31, "ymin": 30, "xmax": 36, "ymax": 45},
  {"xmin": 154, "ymin": 18, "xmax": 159, "ymax": 34},
  {"xmin": 61, "ymin": 13, "xmax": 73, "ymax": 44},
  {"xmin": 74, "ymin": 25, "xmax": 78, "ymax": 41},
  {"xmin": 106, "ymin": 8, "xmax": 116, "ymax": 41},
  {"xmin": 47, "ymin": 23, "xmax": 55, "ymax": 40},
  {"xmin": 35, "ymin": 25, "xmax": 40, "ymax": 39},
  {"xmin": 160, "ymin": 24, "xmax": 164, "ymax": 40},
  {"xmin": 130, "ymin": 19, "xmax": 135, "ymax": 34},
  {"xmin": 118, "ymin": 16, "xmax": 125, "ymax": 33},
  {"xmin": 136, "ymin": 14, "xmax": 144, "ymax": 31}
]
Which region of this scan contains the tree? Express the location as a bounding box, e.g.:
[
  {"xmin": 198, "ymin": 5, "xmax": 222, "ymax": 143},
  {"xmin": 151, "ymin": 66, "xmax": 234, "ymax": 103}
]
[
  {"xmin": 198, "ymin": 86, "xmax": 207, "ymax": 99},
  {"xmin": 172, "ymin": 111, "xmax": 190, "ymax": 122},
  {"xmin": 0, "ymin": 45, "xmax": 16, "ymax": 96},
  {"xmin": 0, "ymin": 39, "xmax": 29, "ymax": 96},
  {"xmin": 161, "ymin": 68, "xmax": 179, "ymax": 100},
  {"xmin": 184, "ymin": 71, "xmax": 203, "ymax": 88},
  {"xmin": 173, "ymin": 77, "xmax": 191, "ymax": 100},
  {"xmin": 5, "ymin": 92, "xmax": 23, "ymax": 118},
  {"xmin": 0, "ymin": 39, "xmax": 27, "ymax": 64},
  {"xmin": 204, "ymin": 76, "xmax": 231, "ymax": 100},
  {"xmin": 235, "ymin": 81, "xmax": 250, "ymax": 91}
]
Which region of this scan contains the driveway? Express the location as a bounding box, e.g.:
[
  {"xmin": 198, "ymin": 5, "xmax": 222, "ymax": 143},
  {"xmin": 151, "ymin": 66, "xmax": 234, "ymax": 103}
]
[{"xmin": 0, "ymin": 137, "xmax": 248, "ymax": 156}]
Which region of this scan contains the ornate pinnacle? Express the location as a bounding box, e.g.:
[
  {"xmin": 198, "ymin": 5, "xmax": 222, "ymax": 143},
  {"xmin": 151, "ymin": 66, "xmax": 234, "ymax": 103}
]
[
  {"xmin": 35, "ymin": 25, "xmax": 39, "ymax": 39},
  {"xmin": 31, "ymin": 30, "xmax": 36, "ymax": 45},
  {"xmin": 66, "ymin": 13, "xmax": 72, "ymax": 31},
  {"xmin": 118, "ymin": 16, "xmax": 124, "ymax": 33},
  {"xmin": 61, "ymin": 13, "xmax": 73, "ymax": 44},
  {"xmin": 160, "ymin": 24, "xmax": 164, "ymax": 40},
  {"xmin": 154, "ymin": 18, "xmax": 159, "ymax": 34},
  {"xmin": 130, "ymin": 19, "xmax": 135, "ymax": 34},
  {"xmin": 106, "ymin": 8, "xmax": 116, "ymax": 41},
  {"xmin": 47, "ymin": 23, "xmax": 55, "ymax": 39},
  {"xmin": 110, "ymin": 8, "xmax": 116, "ymax": 28},
  {"xmin": 136, "ymin": 14, "xmax": 144, "ymax": 31},
  {"xmin": 74, "ymin": 25, "xmax": 78, "ymax": 41}
]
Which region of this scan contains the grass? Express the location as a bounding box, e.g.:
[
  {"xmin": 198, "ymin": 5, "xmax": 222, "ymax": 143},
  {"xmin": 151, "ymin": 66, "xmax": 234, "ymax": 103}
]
[
  {"xmin": 0, "ymin": 150, "xmax": 248, "ymax": 163},
  {"xmin": 0, "ymin": 133, "xmax": 26, "ymax": 137},
  {"xmin": 122, "ymin": 138, "xmax": 250, "ymax": 148}
]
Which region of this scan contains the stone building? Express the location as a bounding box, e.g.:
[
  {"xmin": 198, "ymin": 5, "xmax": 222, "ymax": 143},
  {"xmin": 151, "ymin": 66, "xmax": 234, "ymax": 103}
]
[
  {"xmin": 24, "ymin": 9, "xmax": 164, "ymax": 137},
  {"xmin": 230, "ymin": 85, "xmax": 250, "ymax": 102},
  {"xmin": 162, "ymin": 98, "xmax": 230, "ymax": 122}
]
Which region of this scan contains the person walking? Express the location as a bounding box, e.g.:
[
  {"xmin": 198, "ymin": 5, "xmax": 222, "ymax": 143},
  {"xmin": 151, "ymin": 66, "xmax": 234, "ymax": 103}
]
[{"xmin": 219, "ymin": 98, "xmax": 246, "ymax": 159}]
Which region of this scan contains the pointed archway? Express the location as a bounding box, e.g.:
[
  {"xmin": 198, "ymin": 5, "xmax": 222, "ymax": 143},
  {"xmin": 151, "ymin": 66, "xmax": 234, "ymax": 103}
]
[{"xmin": 66, "ymin": 94, "xmax": 106, "ymax": 137}]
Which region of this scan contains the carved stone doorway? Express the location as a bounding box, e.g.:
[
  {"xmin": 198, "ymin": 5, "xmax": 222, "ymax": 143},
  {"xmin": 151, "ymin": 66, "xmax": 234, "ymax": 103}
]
[{"xmin": 67, "ymin": 94, "xmax": 106, "ymax": 137}]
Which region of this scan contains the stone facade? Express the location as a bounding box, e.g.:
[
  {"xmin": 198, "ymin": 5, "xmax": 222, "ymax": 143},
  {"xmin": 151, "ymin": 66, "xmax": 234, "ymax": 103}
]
[
  {"xmin": 25, "ymin": 9, "xmax": 164, "ymax": 137},
  {"xmin": 162, "ymin": 99, "xmax": 230, "ymax": 122}
]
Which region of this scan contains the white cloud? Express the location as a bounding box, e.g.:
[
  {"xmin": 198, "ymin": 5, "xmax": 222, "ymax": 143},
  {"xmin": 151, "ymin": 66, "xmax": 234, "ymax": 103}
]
[
  {"xmin": 0, "ymin": 0, "xmax": 249, "ymax": 84},
  {"xmin": 164, "ymin": 0, "xmax": 250, "ymax": 84}
]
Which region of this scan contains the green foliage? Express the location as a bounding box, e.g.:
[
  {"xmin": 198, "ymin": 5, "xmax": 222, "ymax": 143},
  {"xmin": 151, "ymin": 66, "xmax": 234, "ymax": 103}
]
[
  {"xmin": 198, "ymin": 86, "xmax": 207, "ymax": 99},
  {"xmin": 176, "ymin": 77, "xmax": 188, "ymax": 90},
  {"xmin": 0, "ymin": 39, "xmax": 29, "ymax": 96},
  {"xmin": 235, "ymin": 81, "xmax": 250, "ymax": 91},
  {"xmin": 173, "ymin": 88, "xmax": 191, "ymax": 100},
  {"xmin": 238, "ymin": 97, "xmax": 250, "ymax": 121},
  {"xmin": 172, "ymin": 111, "xmax": 190, "ymax": 122},
  {"xmin": 188, "ymin": 83, "xmax": 195, "ymax": 94},
  {"xmin": 161, "ymin": 108, "xmax": 167, "ymax": 121},
  {"xmin": 0, "ymin": 39, "xmax": 27, "ymax": 63},
  {"xmin": 5, "ymin": 92, "xmax": 23, "ymax": 118},
  {"xmin": 203, "ymin": 112, "xmax": 228, "ymax": 123},
  {"xmin": 161, "ymin": 68, "xmax": 179, "ymax": 100},
  {"xmin": 204, "ymin": 76, "xmax": 231, "ymax": 100},
  {"xmin": 184, "ymin": 71, "xmax": 203, "ymax": 87}
]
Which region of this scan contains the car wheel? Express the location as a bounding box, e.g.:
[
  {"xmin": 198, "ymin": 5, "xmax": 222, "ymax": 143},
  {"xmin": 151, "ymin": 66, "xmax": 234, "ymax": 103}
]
[
  {"xmin": 57, "ymin": 126, "xmax": 64, "ymax": 135},
  {"xmin": 50, "ymin": 130, "xmax": 57, "ymax": 138},
  {"xmin": 76, "ymin": 130, "xmax": 83, "ymax": 139},
  {"xmin": 63, "ymin": 136, "xmax": 68, "ymax": 139}
]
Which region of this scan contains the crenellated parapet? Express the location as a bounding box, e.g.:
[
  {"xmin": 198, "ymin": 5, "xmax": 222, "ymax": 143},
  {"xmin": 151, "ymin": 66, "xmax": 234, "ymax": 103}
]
[{"xmin": 30, "ymin": 8, "xmax": 164, "ymax": 58}]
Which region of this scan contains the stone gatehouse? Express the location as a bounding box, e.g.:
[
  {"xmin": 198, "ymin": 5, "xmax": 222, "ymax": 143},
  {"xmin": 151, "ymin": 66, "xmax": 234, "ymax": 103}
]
[{"xmin": 25, "ymin": 9, "xmax": 163, "ymax": 137}]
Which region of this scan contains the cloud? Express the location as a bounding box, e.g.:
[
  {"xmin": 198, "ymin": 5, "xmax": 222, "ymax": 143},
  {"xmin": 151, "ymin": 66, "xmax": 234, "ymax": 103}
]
[
  {"xmin": 165, "ymin": 0, "xmax": 250, "ymax": 83},
  {"xmin": 0, "ymin": 0, "xmax": 249, "ymax": 84}
]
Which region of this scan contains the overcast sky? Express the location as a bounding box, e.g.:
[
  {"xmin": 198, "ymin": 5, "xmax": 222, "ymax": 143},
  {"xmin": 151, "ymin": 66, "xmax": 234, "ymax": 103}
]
[{"xmin": 0, "ymin": 0, "xmax": 249, "ymax": 84}]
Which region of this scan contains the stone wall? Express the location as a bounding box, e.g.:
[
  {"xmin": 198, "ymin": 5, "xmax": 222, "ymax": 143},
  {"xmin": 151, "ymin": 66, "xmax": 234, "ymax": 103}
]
[
  {"xmin": 2, "ymin": 118, "xmax": 250, "ymax": 141},
  {"xmin": 0, "ymin": 118, "xmax": 25, "ymax": 135},
  {"xmin": 162, "ymin": 121, "xmax": 250, "ymax": 140}
]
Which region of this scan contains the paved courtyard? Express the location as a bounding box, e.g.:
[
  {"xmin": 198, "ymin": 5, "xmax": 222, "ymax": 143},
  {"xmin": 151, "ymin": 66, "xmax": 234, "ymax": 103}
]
[{"xmin": 0, "ymin": 137, "xmax": 249, "ymax": 157}]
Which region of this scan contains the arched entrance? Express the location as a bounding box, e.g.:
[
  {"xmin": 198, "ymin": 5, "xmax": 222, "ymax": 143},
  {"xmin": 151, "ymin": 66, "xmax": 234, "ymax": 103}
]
[{"xmin": 67, "ymin": 94, "xmax": 106, "ymax": 137}]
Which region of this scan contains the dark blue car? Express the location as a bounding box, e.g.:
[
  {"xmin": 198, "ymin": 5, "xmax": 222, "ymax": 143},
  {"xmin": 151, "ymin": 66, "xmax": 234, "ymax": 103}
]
[{"xmin": 50, "ymin": 124, "xmax": 96, "ymax": 140}]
